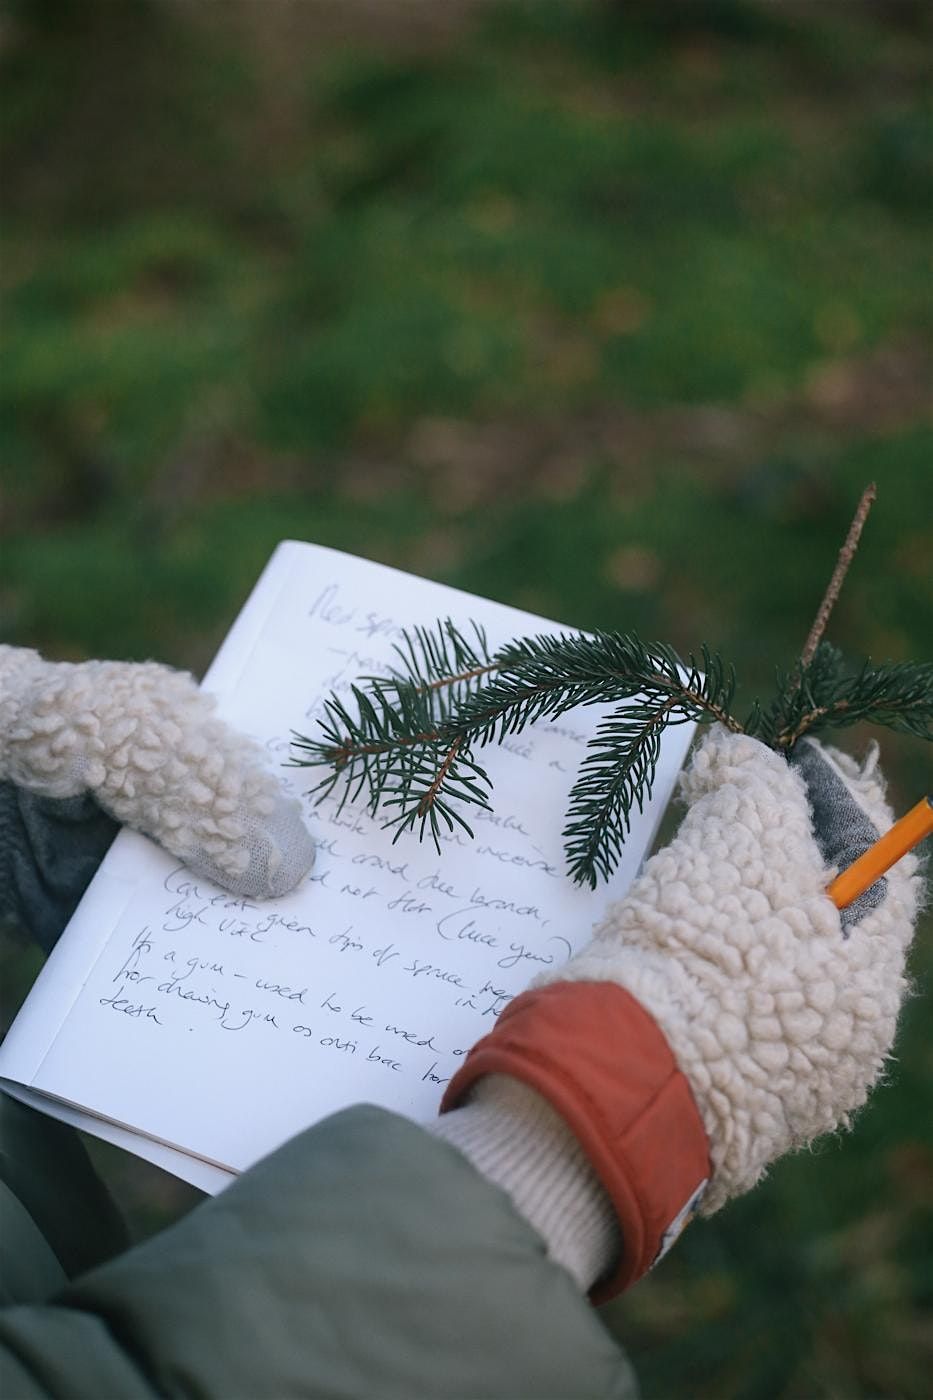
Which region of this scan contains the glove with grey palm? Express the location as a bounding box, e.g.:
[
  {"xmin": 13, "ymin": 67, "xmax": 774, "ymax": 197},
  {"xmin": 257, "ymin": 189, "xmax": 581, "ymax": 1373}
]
[
  {"xmin": 1, "ymin": 646, "xmax": 314, "ymax": 950},
  {"xmin": 533, "ymin": 726, "xmax": 921, "ymax": 1215}
]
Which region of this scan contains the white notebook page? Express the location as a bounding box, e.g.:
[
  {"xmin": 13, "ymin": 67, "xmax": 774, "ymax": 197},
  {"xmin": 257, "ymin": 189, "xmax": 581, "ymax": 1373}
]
[{"xmin": 0, "ymin": 542, "xmax": 694, "ymax": 1179}]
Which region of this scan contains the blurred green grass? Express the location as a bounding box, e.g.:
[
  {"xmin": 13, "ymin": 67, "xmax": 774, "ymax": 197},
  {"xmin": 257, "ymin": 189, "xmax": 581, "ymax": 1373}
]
[{"xmin": 1, "ymin": 2, "xmax": 931, "ymax": 1396}]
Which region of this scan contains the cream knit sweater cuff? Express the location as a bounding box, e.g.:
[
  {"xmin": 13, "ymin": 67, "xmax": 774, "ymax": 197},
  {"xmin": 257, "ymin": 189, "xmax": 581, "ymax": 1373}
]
[{"xmin": 428, "ymin": 1074, "xmax": 620, "ymax": 1293}]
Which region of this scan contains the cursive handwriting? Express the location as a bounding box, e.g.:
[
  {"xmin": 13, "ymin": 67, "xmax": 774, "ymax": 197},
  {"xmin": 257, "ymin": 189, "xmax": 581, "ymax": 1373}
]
[{"xmin": 88, "ymin": 582, "xmax": 613, "ymax": 1126}]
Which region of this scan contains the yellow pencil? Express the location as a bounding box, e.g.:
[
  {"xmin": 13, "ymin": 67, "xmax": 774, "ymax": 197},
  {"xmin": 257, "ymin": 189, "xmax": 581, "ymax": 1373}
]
[{"xmin": 827, "ymin": 794, "xmax": 933, "ymax": 909}]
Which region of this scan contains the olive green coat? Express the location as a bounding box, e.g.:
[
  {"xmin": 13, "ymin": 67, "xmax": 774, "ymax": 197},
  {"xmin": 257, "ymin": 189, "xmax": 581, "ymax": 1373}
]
[{"xmin": 0, "ymin": 1093, "xmax": 637, "ymax": 1399}]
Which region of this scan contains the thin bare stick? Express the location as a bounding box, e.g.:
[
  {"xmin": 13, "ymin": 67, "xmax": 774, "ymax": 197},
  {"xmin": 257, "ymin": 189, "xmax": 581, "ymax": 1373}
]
[{"xmin": 799, "ymin": 482, "xmax": 877, "ymax": 670}]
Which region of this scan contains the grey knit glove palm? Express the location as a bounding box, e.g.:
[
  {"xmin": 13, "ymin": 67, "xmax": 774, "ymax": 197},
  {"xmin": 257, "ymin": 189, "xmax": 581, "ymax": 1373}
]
[
  {"xmin": 1, "ymin": 646, "xmax": 314, "ymax": 931},
  {"xmin": 533, "ymin": 726, "xmax": 921, "ymax": 1215}
]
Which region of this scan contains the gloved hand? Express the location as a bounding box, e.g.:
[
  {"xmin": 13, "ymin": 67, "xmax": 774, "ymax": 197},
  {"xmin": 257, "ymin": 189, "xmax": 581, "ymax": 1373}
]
[
  {"xmin": 1, "ymin": 646, "xmax": 314, "ymax": 950},
  {"xmin": 436, "ymin": 726, "xmax": 921, "ymax": 1299}
]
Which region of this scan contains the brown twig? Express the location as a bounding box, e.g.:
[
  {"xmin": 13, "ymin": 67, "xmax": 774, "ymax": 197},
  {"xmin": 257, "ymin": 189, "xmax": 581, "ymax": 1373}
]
[
  {"xmin": 328, "ymin": 728, "xmax": 441, "ymax": 766},
  {"xmin": 663, "ymin": 682, "xmax": 744, "ymax": 733},
  {"xmin": 423, "ymin": 662, "xmax": 499, "ymax": 691},
  {"xmin": 778, "ymin": 700, "xmax": 847, "ymax": 749},
  {"xmin": 417, "ymin": 737, "xmax": 462, "ymax": 816},
  {"xmin": 799, "ymin": 482, "xmax": 877, "ymax": 671}
]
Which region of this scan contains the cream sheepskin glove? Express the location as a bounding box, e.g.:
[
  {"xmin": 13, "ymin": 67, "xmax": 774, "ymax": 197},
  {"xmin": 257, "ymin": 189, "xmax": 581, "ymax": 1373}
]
[
  {"xmin": 532, "ymin": 725, "xmax": 922, "ymax": 1215},
  {"xmin": 0, "ymin": 645, "xmax": 314, "ymax": 900}
]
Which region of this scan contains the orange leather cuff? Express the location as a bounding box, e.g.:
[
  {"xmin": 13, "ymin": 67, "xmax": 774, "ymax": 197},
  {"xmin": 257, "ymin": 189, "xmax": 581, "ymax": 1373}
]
[{"xmin": 440, "ymin": 981, "xmax": 711, "ymax": 1303}]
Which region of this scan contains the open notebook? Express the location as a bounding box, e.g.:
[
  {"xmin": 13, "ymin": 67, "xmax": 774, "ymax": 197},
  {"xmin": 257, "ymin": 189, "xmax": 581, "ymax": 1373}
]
[{"xmin": 0, "ymin": 542, "xmax": 694, "ymax": 1192}]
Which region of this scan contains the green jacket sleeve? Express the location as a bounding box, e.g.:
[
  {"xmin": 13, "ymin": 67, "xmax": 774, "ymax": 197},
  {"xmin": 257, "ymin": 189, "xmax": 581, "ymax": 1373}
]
[{"xmin": 0, "ymin": 1105, "xmax": 637, "ymax": 1400}]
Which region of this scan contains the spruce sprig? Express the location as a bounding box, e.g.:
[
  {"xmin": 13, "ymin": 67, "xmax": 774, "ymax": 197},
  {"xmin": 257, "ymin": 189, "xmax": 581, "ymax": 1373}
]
[
  {"xmin": 759, "ymin": 647, "xmax": 933, "ymax": 749},
  {"xmin": 291, "ymin": 621, "xmax": 499, "ymax": 847},
  {"xmin": 292, "ymin": 484, "xmax": 932, "ymax": 888},
  {"xmin": 294, "ymin": 627, "xmax": 747, "ymax": 888}
]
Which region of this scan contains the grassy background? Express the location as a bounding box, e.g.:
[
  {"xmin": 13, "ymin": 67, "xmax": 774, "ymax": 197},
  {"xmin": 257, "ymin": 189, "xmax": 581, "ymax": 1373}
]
[{"xmin": 1, "ymin": 2, "xmax": 931, "ymax": 1395}]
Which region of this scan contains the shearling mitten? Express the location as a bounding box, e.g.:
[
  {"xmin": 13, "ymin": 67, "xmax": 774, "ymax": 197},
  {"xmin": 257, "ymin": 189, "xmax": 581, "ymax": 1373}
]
[
  {"xmin": 0, "ymin": 646, "xmax": 314, "ymax": 905},
  {"xmin": 438, "ymin": 726, "xmax": 922, "ymax": 1299},
  {"xmin": 544, "ymin": 727, "xmax": 920, "ymax": 1213}
]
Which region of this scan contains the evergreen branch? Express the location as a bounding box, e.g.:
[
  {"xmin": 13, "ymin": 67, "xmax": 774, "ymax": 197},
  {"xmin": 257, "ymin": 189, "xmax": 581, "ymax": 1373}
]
[
  {"xmin": 776, "ymin": 658, "xmax": 933, "ymax": 747},
  {"xmin": 291, "ymin": 620, "xmax": 498, "ymax": 830},
  {"xmin": 417, "ymin": 738, "xmax": 463, "ymax": 816},
  {"xmin": 424, "ymin": 662, "xmax": 500, "ymax": 693},
  {"xmin": 563, "ymin": 697, "xmax": 682, "ymax": 888},
  {"xmin": 440, "ymin": 631, "xmax": 742, "ymax": 744},
  {"xmin": 290, "ymin": 680, "xmax": 444, "ymax": 815},
  {"xmin": 754, "ymin": 641, "xmax": 850, "ymax": 746},
  {"xmin": 293, "ymin": 624, "xmax": 742, "ymax": 879},
  {"xmin": 291, "ymin": 629, "xmax": 497, "ymax": 849},
  {"xmin": 367, "ymin": 619, "xmax": 499, "ymax": 721},
  {"xmin": 389, "ymin": 618, "xmax": 493, "ymax": 689},
  {"xmin": 291, "ymin": 607, "xmax": 932, "ymax": 887},
  {"xmin": 379, "ymin": 733, "xmax": 493, "ymax": 848}
]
